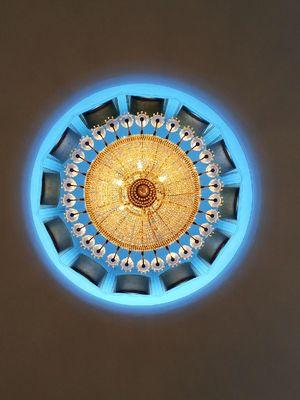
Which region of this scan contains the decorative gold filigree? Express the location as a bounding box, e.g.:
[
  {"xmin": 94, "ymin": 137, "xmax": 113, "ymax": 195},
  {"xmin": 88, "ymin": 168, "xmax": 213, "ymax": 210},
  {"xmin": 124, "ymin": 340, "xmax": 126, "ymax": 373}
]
[{"xmin": 85, "ymin": 135, "xmax": 200, "ymax": 251}]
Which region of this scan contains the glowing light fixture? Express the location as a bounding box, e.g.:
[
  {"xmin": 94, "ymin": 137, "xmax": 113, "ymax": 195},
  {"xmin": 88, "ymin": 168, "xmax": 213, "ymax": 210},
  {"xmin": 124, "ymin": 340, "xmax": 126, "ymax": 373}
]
[
  {"xmin": 28, "ymin": 81, "xmax": 255, "ymax": 310},
  {"xmin": 64, "ymin": 118, "xmax": 220, "ymax": 271}
]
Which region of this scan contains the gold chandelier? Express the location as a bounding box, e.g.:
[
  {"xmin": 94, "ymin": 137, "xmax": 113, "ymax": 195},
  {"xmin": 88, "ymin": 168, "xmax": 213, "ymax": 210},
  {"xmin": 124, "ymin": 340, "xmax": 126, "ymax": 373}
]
[
  {"xmin": 62, "ymin": 112, "xmax": 223, "ymax": 274},
  {"xmin": 85, "ymin": 135, "xmax": 200, "ymax": 251}
]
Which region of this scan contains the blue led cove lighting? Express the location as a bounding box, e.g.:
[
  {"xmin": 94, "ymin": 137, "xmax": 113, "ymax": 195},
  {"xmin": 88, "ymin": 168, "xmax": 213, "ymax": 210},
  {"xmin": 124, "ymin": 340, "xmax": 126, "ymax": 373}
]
[{"xmin": 26, "ymin": 80, "xmax": 258, "ymax": 312}]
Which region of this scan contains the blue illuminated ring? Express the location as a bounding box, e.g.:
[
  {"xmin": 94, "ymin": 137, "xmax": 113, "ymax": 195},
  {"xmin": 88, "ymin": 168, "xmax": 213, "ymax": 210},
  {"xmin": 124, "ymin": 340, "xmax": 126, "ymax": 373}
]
[{"xmin": 26, "ymin": 81, "xmax": 257, "ymax": 312}]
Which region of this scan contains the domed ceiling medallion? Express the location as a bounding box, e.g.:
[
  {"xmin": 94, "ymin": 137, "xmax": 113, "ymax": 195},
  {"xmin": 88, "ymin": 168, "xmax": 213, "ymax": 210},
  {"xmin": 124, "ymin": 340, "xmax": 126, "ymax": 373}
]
[{"xmin": 29, "ymin": 83, "xmax": 254, "ymax": 309}]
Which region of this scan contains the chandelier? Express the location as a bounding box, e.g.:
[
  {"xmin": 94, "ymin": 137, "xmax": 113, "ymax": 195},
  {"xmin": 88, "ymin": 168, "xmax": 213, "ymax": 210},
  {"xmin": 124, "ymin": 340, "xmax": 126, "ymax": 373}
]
[
  {"xmin": 29, "ymin": 82, "xmax": 254, "ymax": 308},
  {"xmin": 62, "ymin": 111, "xmax": 223, "ymax": 274}
]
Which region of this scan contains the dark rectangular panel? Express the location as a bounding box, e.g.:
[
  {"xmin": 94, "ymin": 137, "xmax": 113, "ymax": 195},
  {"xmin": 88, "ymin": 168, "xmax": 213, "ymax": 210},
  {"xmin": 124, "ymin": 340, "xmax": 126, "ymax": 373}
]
[
  {"xmin": 160, "ymin": 263, "xmax": 196, "ymax": 291},
  {"xmin": 71, "ymin": 254, "xmax": 106, "ymax": 286},
  {"xmin": 128, "ymin": 96, "xmax": 165, "ymax": 116},
  {"xmin": 81, "ymin": 99, "xmax": 119, "ymax": 128},
  {"xmin": 210, "ymin": 139, "xmax": 236, "ymax": 174},
  {"xmin": 40, "ymin": 172, "xmax": 61, "ymax": 206},
  {"xmin": 115, "ymin": 274, "xmax": 149, "ymax": 295},
  {"xmin": 177, "ymin": 105, "xmax": 209, "ymax": 135},
  {"xmin": 198, "ymin": 230, "xmax": 230, "ymax": 264},
  {"xmin": 50, "ymin": 128, "xmax": 80, "ymax": 163},
  {"xmin": 220, "ymin": 187, "xmax": 239, "ymax": 220},
  {"xmin": 44, "ymin": 217, "xmax": 73, "ymax": 253}
]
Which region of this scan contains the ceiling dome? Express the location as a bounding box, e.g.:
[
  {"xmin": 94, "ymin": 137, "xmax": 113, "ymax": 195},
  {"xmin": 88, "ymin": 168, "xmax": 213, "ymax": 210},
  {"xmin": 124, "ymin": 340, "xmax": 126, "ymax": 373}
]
[{"xmin": 29, "ymin": 82, "xmax": 254, "ymax": 309}]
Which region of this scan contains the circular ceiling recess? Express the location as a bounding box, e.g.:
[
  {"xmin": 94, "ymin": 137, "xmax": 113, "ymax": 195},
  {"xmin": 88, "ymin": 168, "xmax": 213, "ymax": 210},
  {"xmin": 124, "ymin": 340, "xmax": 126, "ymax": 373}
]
[{"xmin": 29, "ymin": 82, "xmax": 254, "ymax": 309}]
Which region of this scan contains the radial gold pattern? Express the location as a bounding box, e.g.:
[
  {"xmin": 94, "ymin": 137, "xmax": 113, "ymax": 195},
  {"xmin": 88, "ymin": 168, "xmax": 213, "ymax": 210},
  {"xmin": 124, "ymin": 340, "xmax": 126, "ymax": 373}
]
[{"xmin": 85, "ymin": 135, "xmax": 201, "ymax": 251}]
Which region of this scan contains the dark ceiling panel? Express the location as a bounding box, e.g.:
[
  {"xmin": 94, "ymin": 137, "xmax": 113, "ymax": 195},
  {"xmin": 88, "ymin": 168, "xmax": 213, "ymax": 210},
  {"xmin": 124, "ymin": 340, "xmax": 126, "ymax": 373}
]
[{"xmin": 81, "ymin": 99, "xmax": 119, "ymax": 128}]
